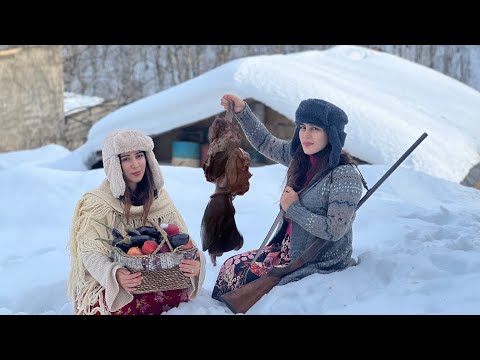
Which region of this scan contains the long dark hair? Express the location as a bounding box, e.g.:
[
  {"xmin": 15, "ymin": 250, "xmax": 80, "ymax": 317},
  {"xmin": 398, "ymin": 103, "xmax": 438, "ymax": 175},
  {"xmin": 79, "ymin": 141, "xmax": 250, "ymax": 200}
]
[
  {"xmin": 121, "ymin": 152, "xmax": 155, "ymax": 225},
  {"xmin": 286, "ymin": 144, "xmax": 356, "ymax": 192}
]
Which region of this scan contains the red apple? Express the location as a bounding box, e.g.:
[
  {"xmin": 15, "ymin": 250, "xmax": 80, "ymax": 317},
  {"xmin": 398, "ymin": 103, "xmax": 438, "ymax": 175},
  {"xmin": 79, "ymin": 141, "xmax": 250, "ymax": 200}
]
[
  {"xmin": 141, "ymin": 240, "xmax": 158, "ymax": 255},
  {"xmin": 161, "ymin": 223, "xmax": 180, "ymax": 236},
  {"xmin": 158, "ymin": 243, "xmax": 171, "ymax": 253}
]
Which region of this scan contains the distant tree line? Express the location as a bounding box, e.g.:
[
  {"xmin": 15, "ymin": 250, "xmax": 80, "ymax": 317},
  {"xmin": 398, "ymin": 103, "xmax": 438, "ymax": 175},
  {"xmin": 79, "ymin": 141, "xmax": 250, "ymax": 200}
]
[{"xmin": 2, "ymin": 45, "xmax": 479, "ymax": 106}]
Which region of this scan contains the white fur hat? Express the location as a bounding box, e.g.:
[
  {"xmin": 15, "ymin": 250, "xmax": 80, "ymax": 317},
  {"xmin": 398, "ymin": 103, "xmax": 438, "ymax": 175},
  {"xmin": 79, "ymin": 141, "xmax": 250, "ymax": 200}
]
[{"xmin": 102, "ymin": 129, "xmax": 164, "ymax": 198}]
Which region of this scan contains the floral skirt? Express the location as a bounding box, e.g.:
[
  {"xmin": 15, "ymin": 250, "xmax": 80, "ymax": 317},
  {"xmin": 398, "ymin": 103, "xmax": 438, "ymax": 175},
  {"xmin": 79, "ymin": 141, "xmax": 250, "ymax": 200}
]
[
  {"xmin": 211, "ymin": 234, "xmax": 291, "ymax": 301},
  {"xmin": 92, "ymin": 288, "xmax": 189, "ymax": 315}
]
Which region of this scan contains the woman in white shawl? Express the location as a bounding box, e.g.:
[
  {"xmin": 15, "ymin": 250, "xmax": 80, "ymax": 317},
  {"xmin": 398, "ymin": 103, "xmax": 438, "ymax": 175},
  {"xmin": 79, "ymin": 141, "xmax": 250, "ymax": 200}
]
[{"xmin": 68, "ymin": 129, "xmax": 206, "ymax": 315}]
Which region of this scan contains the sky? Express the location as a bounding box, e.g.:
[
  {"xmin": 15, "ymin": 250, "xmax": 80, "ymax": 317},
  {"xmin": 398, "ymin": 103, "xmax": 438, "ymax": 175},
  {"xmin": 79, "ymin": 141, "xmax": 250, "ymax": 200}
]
[{"xmin": 1, "ymin": 45, "xmax": 480, "ymax": 315}]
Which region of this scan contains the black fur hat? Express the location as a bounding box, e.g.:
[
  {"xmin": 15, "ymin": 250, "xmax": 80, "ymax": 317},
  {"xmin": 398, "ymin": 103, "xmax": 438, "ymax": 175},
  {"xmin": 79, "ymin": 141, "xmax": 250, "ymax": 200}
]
[{"xmin": 290, "ymin": 98, "xmax": 348, "ymax": 168}]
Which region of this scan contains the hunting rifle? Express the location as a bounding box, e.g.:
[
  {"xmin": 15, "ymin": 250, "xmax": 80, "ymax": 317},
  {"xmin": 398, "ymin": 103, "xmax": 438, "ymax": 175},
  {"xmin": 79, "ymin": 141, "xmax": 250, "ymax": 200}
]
[{"xmin": 220, "ymin": 132, "xmax": 428, "ymax": 314}]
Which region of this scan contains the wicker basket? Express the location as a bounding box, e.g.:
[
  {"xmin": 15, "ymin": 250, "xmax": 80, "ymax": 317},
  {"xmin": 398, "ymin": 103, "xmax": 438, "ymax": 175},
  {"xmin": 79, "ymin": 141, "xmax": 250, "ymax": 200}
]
[{"xmin": 112, "ymin": 236, "xmax": 197, "ymax": 294}]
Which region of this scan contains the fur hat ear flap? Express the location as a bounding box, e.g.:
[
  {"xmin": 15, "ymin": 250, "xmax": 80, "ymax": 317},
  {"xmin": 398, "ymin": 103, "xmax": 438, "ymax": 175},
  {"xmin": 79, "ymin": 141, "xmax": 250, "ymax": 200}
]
[
  {"xmin": 104, "ymin": 155, "xmax": 126, "ymax": 198},
  {"xmin": 290, "ymin": 126, "xmax": 301, "ymax": 156},
  {"xmin": 327, "ymin": 125, "xmax": 344, "ymax": 168},
  {"xmin": 145, "ymin": 151, "xmax": 164, "ymax": 191}
]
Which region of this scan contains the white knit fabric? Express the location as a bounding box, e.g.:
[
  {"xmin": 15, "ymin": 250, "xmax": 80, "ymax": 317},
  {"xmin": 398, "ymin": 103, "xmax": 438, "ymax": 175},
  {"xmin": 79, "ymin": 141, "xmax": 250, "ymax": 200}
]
[{"xmin": 102, "ymin": 129, "xmax": 164, "ymax": 198}]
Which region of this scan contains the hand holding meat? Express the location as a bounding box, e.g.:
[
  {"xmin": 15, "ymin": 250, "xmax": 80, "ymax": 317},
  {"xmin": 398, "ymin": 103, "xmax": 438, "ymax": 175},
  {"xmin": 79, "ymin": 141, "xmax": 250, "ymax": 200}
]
[
  {"xmin": 201, "ymin": 98, "xmax": 252, "ymax": 265},
  {"xmin": 221, "ymin": 94, "xmax": 246, "ymax": 113}
]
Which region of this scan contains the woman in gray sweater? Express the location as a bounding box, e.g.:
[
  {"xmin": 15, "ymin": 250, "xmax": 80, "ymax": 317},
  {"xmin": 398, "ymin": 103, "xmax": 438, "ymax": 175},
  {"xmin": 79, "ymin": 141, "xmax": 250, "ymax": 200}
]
[{"xmin": 211, "ymin": 94, "xmax": 365, "ymax": 302}]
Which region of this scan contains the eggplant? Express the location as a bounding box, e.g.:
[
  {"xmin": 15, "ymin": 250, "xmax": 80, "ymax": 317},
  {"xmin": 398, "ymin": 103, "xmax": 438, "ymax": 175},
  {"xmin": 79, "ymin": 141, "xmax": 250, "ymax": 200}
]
[
  {"xmin": 112, "ymin": 228, "xmax": 124, "ymax": 240},
  {"xmin": 114, "ymin": 243, "xmax": 131, "ymax": 253},
  {"xmin": 127, "ymin": 228, "xmax": 142, "ymax": 236},
  {"xmin": 136, "ymin": 226, "xmax": 156, "ymax": 234},
  {"xmin": 168, "ymin": 233, "xmax": 189, "ymax": 248},
  {"xmin": 136, "ymin": 226, "xmax": 161, "ymax": 240},
  {"xmin": 130, "ymin": 235, "xmax": 152, "ymax": 247}
]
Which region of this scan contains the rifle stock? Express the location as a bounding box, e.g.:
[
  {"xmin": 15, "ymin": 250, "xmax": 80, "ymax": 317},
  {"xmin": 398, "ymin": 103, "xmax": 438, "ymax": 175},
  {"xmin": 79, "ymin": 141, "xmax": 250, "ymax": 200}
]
[
  {"xmin": 220, "ymin": 133, "xmax": 428, "ymax": 314},
  {"xmin": 221, "ymin": 275, "xmax": 281, "ymax": 314},
  {"xmin": 221, "ymin": 240, "xmax": 325, "ymax": 313}
]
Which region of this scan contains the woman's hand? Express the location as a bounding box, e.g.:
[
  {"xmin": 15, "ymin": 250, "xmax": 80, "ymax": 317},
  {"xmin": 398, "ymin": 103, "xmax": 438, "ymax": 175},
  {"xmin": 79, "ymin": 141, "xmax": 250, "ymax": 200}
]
[
  {"xmin": 116, "ymin": 268, "xmax": 143, "ymax": 293},
  {"xmin": 179, "ymin": 251, "xmax": 201, "ymax": 277},
  {"xmin": 221, "ymin": 94, "xmax": 245, "ymax": 113},
  {"xmin": 280, "ymin": 186, "xmax": 299, "ymax": 211}
]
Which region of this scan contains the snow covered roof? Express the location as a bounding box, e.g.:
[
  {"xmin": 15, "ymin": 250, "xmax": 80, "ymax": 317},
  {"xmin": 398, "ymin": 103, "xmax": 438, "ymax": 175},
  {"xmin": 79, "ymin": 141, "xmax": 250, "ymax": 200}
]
[
  {"xmin": 83, "ymin": 45, "xmax": 480, "ymax": 183},
  {"xmin": 64, "ymin": 91, "xmax": 105, "ymax": 116}
]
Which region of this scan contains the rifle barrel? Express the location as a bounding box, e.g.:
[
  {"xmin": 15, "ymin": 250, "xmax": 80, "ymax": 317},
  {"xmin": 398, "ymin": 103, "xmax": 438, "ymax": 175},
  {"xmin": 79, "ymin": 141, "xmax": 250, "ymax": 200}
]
[{"xmin": 357, "ymin": 132, "xmax": 428, "ymax": 209}]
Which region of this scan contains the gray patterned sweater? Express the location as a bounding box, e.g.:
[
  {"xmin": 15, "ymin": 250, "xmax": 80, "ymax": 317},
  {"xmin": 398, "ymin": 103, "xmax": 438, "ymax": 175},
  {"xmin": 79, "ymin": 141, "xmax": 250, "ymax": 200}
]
[{"xmin": 235, "ymin": 104, "xmax": 364, "ymax": 285}]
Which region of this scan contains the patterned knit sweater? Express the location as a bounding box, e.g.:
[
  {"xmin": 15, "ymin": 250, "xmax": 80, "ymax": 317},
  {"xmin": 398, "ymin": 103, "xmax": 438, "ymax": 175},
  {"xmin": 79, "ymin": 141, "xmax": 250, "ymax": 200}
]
[
  {"xmin": 67, "ymin": 179, "xmax": 206, "ymax": 314},
  {"xmin": 235, "ymin": 104, "xmax": 364, "ymax": 285}
]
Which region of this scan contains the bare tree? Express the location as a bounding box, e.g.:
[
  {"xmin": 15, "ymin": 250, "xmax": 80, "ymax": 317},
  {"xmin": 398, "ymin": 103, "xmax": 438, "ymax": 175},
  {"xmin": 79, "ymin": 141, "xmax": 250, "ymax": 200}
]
[{"xmin": 55, "ymin": 45, "xmax": 480, "ymax": 107}]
